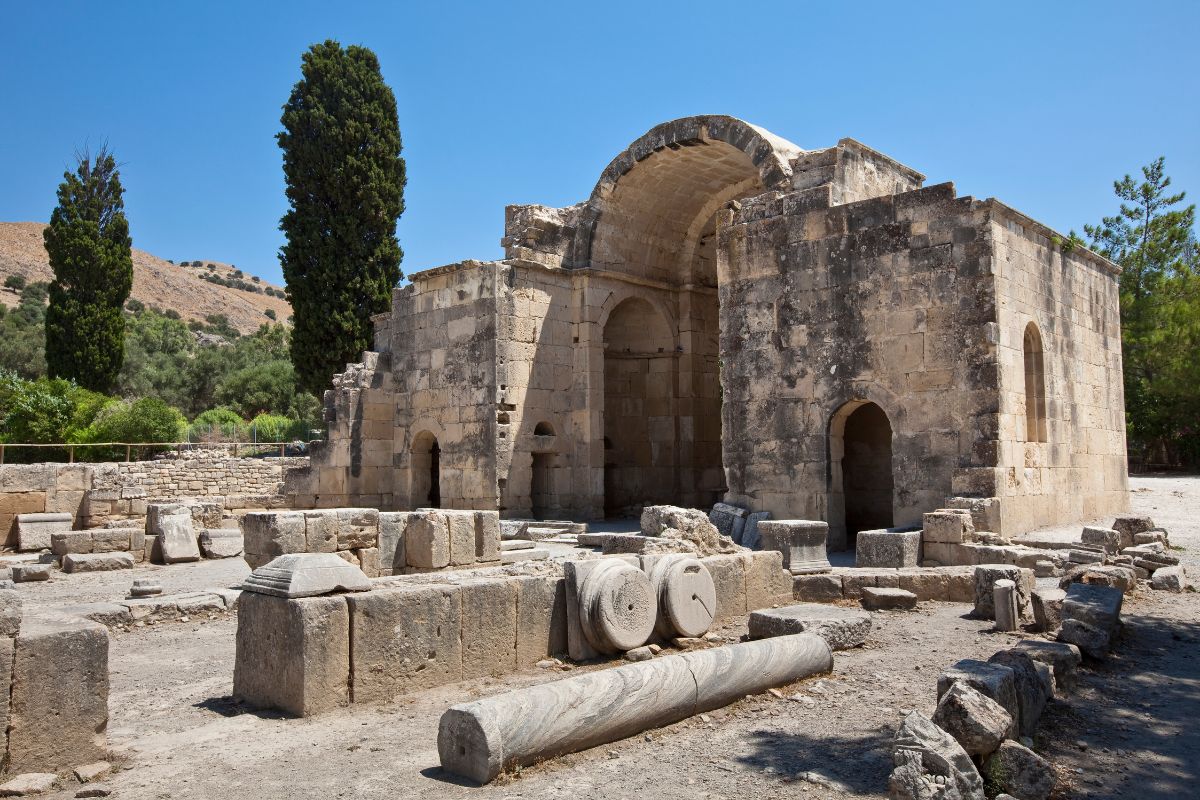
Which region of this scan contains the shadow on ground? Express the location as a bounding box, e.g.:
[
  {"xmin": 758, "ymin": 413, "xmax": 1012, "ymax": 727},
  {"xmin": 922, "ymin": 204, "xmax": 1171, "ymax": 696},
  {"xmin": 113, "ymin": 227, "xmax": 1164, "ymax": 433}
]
[{"xmin": 734, "ymin": 726, "xmax": 893, "ymax": 794}]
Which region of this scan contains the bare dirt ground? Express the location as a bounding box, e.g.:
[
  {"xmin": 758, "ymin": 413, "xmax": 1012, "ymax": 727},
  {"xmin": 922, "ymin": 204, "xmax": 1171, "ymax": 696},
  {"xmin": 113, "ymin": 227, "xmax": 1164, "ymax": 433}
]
[{"xmin": 11, "ymin": 476, "xmax": 1198, "ymax": 799}]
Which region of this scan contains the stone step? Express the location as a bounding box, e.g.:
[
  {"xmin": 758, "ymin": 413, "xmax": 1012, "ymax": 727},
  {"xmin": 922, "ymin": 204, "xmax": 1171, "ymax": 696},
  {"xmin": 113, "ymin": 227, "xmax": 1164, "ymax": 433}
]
[
  {"xmin": 501, "ymin": 548, "xmax": 550, "ymax": 565},
  {"xmin": 500, "ymin": 539, "xmax": 535, "ymax": 552}
]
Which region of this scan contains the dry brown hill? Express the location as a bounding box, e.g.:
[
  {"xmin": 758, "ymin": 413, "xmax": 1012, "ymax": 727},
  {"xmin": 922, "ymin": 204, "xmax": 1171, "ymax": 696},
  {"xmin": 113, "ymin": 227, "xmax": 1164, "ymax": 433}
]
[{"xmin": 0, "ymin": 221, "xmax": 291, "ymax": 335}]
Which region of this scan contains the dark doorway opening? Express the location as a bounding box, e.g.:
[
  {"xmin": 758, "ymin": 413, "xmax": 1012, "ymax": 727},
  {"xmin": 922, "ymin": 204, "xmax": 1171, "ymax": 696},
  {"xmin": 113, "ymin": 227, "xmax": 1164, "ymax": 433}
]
[{"xmin": 841, "ymin": 402, "xmax": 894, "ymax": 545}]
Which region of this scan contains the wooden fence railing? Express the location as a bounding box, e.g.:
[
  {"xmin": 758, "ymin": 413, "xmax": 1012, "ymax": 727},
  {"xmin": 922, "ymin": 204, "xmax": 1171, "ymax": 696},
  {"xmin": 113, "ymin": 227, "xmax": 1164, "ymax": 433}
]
[{"xmin": 0, "ymin": 441, "xmax": 306, "ymax": 465}]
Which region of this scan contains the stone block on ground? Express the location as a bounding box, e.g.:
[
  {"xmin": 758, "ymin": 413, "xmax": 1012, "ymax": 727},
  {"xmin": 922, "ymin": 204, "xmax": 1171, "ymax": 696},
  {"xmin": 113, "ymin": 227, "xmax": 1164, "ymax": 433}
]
[
  {"xmin": 1062, "ymin": 581, "xmax": 1123, "ymax": 633},
  {"xmin": 242, "ymin": 552, "xmax": 371, "ymax": 598},
  {"xmin": 474, "ymin": 511, "xmax": 501, "ymax": 563},
  {"xmin": 460, "ymin": 578, "xmax": 517, "ymax": 679},
  {"xmin": 10, "ymin": 565, "xmax": 50, "ymax": 584},
  {"xmin": 513, "ymin": 574, "xmax": 567, "ymax": 665},
  {"xmin": 1081, "ymin": 526, "xmax": 1122, "ymax": 554},
  {"xmin": 856, "ymin": 529, "xmax": 921, "ymax": 568},
  {"xmin": 0, "ymin": 773, "xmax": 58, "ymax": 796},
  {"xmin": 233, "ymin": 593, "xmax": 350, "ymax": 717},
  {"xmin": 1031, "ymin": 588, "xmax": 1066, "ymax": 633},
  {"xmin": 973, "ymin": 565, "xmax": 1033, "ymax": 620},
  {"xmin": 748, "ymin": 603, "xmax": 871, "ymax": 651},
  {"xmin": 1111, "ymin": 515, "xmax": 1154, "ymax": 549},
  {"xmin": 983, "ymin": 741, "xmax": 1055, "ymax": 800},
  {"xmin": 860, "ymin": 586, "xmax": 918, "ymax": 611},
  {"xmin": 405, "ymin": 510, "xmax": 450, "ymax": 570},
  {"xmin": 707, "ymin": 502, "xmax": 747, "ymax": 540},
  {"xmin": 7, "ymin": 615, "xmax": 108, "ymax": 774},
  {"xmin": 744, "ymin": 550, "xmax": 792, "ymax": 609},
  {"xmin": 889, "ymin": 711, "xmax": 985, "ymax": 800},
  {"xmin": 199, "ymin": 528, "xmax": 244, "ymax": 559},
  {"xmin": 701, "ymin": 553, "xmax": 746, "ymax": 619},
  {"xmin": 92, "ymin": 527, "xmax": 137, "ymax": 553},
  {"xmin": 243, "ymin": 511, "xmax": 306, "ymax": 568},
  {"xmin": 62, "ymin": 552, "xmax": 134, "ymax": 573},
  {"xmin": 937, "ymin": 659, "xmax": 1019, "ymax": 738},
  {"xmin": 0, "ymin": 589, "xmax": 22, "ymax": 637},
  {"xmin": 792, "ymin": 573, "xmax": 843, "ymax": 603},
  {"xmin": 15, "ymin": 512, "xmax": 72, "ymax": 552},
  {"xmin": 378, "ymin": 512, "xmax": 410, "ymax": 575},
  {"xmin": 897, "ymin": 570, "xmax": 951, "ymax": 601},
  {"xmin": 444, "ymin": 511, "xmax": 477, "ymax": 567},
  {"xmin": 757, "ymin": 520, "xmax": 832, "ymax": 574},
  {"xmin": 742, "ymin": 511, "xmax": 770, "ymax": 549},
  {"xmin": 347, "ymin": 584, "xmax": 463, "ymax": 702},
  {"xmin": 1058, "ymin": 618, "xmax": 1112, "ymax": 660},
  {"xmin": 988, "ymin": 650, "xmax": 1052, "ymax": 737},
  {"xmin": 931, "ymin": 681, "xmax": 1012, "ymax": 759},
  {"xmin": 147, "ymin": 503, "xmax": 201, "ymax": 564},
  {"xmin": 50, "ymin": 531, "xmax": 92, "ymax": 556},
  {"xmin": 1059, "ymin": 563, "xmax": 1137, "ymax": 593},
  {"xmin": 1150, "ymin": 565, "xmax": 1187, "ymax": 592},
  {"xmin": 1011, "ymin": 640, "xmax": 1082, "ymax": 695},
  {"xmin": 921, "ymin": 509, "xmax": 975, "ymax": 544}
]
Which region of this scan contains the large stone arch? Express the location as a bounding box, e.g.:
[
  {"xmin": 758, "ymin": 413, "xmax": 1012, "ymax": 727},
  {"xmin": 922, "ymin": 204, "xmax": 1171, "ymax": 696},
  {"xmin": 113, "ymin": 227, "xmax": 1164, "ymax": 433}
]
[{"xmin": 571, "ymin": 115, "xmax": 802, "ymax": 284}]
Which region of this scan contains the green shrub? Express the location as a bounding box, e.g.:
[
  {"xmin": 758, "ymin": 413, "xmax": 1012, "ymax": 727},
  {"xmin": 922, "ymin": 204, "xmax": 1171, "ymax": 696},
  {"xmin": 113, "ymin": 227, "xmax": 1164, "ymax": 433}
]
[
  {"xmin": 126, "ymin": 298, "xmax": 145, "ymax": 313},
  {"xmin": 249, "ymin": 412, "xmax": 296, "ymax": 442},
  {"xmin": 264, "ymin": 309, "xmax": 276, "ymax": 320},
  {"xmin": 83, "ymin": 397, "xmax": 186, "ymax": 453},
  {"xmin": 4, "ymin": 274, "xmax": 26, "ymax": 291}
]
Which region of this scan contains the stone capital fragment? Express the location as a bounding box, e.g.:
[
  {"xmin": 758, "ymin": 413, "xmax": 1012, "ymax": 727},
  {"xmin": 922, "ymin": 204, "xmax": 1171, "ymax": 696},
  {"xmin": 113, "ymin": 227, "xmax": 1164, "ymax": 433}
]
[{"xmin": 242, "ymin": 553, "xmax": 371, "ymax": 598}]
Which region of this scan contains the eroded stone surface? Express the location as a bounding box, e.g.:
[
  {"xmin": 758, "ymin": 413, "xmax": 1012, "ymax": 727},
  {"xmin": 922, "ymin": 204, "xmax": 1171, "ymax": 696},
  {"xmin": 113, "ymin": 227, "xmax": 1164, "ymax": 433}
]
[
  {"xmin": 242, "ymin": 553, "xmax": 371, "ymax": 598},
  {"xmin": 748, "ymin": 603, "xmax": 871, "ymax": 651}
]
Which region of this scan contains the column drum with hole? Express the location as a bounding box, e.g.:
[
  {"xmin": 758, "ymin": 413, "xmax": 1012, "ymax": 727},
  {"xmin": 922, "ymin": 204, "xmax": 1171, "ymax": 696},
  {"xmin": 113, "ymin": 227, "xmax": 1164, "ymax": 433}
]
[{"xmin": 648, "ymin": 554, "xmax": 716, "ymax": 638}]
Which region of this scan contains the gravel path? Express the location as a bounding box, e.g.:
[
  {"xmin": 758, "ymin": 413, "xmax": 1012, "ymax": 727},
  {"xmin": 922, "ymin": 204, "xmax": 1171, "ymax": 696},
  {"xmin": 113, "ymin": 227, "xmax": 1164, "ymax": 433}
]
[{"xmin": 10, "ymin": 475, "xmax": 1197, "ymax": 799}]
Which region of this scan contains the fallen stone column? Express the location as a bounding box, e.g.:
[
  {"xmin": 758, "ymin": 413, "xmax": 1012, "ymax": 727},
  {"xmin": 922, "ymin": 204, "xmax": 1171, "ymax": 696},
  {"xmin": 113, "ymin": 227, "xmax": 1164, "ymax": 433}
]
[{"xmin": 438, "ymin": 633, "xmax": 833, "ymax": 784}]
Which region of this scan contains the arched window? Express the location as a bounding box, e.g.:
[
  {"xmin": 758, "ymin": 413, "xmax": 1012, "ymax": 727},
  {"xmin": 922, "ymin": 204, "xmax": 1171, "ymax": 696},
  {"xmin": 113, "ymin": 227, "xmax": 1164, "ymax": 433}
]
[
  {"xmin": 1023, "ymin": 323, "xmax": 1047, "ymax": 443},
  {"xmin": 533, "ymin": 421, "xmax": 555, "ymax": 437}
]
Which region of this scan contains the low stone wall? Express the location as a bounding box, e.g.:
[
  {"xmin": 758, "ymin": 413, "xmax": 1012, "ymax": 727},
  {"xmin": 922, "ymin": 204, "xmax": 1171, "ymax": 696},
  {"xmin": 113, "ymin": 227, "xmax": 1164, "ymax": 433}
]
[
  {"xmin": 233, "ymin": 550, "xmax": 793, "ymax": 717},
  {"xmin": 241, "ymin": 508, "xmax": 503, "ymax": 576},
  {"xmin": 792, "ymin": 566, "xmax": 978, "ymax": 603},
  {"xmin": 0, "ymin": 457, "xmax": 308, "ymax": 547}
]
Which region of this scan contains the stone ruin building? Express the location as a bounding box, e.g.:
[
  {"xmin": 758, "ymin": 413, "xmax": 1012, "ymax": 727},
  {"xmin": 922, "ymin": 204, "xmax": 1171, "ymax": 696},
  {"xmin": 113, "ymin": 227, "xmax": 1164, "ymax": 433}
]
[{"xmin": 296, "ymin": 114, "xmax": 1129, "ymax": 549}]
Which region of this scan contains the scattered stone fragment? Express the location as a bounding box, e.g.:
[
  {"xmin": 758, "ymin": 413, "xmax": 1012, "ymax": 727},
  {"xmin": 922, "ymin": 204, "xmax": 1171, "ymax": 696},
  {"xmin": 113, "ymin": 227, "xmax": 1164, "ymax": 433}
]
[
  {"xmin": 988, "ymin": 650, "xmax": 1052, "ymax": 737},
  {"xmin": 0, "ymin": 772, "xmax": 57, "ymax": 796},
  {"xmin": 1111, "ymin": 515, "xmax": 1154, "ymax": 549},
  {"xmin": 860, "ymin": 587, "xmax": 918, "ymax": 611},
  {"xmin": 75, "ymin": 790, "xmax": 111, "ymax": 799},
  {"xmin": 1150, "ymin": 565, "xmax": 1187, "ymax": 592},
  {"xmin": 1058, "ymin": 563, "xmax": 1137, "ymax": 593},
  {"xmin": 930, "ymin": 682, "xmax": 1012, "ymax": 759},
  {"xmin": 623, "ymin": 646, "xmax": 653, "ymax": 662},
  {"xmin": 937, "ymin": 660, "xmax": 1019, "ymax": 738},
  {"xmin": 129, "ymin": 579, "xmax": 162, "ymax": 598},
  {"xmin": 1010, "ymin": 640, "xmax": 1082, "ymax": 695},
  {"xmin": 748, "ymin": 603, "xmax": 871, "ymax": 651},
  {"xmin": 983, "ymin": 741, "xmax": 1055, "ymax": 800},
  {"xmin": 993, "ymin": 579, "xmax": 1019, "ymax": 632},
  {"xmin": 1080, "ymin": 526, "xmax": 1121, "ymax": 554},
  {"xmin": 889, "ymin": 711, "xmax": 985, "ymax": 800},
  {"xmin": 199, "ymin": 528, "xmax": 244, "ymax": 559},
  {"xmin": 72, "ymin": 762, "xmax": 111, "ymax": 783},
  {"xmin": 973, "ymin": 565, "xmax": 1032, "ymax": 620},
  {"xmin": 11, "ymin": 565, "xmax": 50, "ymax": 583},
  {"xmin": 241, "ymin": 553, "xmax": 371, "ymax": 598}
]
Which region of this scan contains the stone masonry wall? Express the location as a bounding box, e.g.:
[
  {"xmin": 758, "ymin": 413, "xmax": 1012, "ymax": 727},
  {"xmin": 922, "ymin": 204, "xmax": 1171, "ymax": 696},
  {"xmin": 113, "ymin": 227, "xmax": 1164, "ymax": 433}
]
[{"xmin": 990, "ymin": 208, "xmax": 1129, "ymax": 531}]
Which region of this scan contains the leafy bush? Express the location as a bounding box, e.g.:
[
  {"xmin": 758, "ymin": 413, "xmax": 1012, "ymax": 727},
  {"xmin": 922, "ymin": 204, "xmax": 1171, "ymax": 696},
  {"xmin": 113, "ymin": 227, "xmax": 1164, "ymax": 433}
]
[
  {"xmin": 126, "ymin": 298, "xmax": 145, "ymax": 313},
  {"xmin": 0, "ymin": 371, "xmax": 115, "ymax": 461},
  {"xmin": 215, "ymin": 360, "xmax": 295, "ymax": 418},
  {"xmin": 4, "ymin": 274, "xmax": 26, "ymax": 290},
  {"xmin": 82, "ymin": 397, "xmax": 186, "ymax": 453},
  {"xmin": 264, "ymin": 309, "xmax": 276, "ymax": 320},
  {"xmin": 249, "ymin": 412, "xmax": 296, "ymax": 442}
]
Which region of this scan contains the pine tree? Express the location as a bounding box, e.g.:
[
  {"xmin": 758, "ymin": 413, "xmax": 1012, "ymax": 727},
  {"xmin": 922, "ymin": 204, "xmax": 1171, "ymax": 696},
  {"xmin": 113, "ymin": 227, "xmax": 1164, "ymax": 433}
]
[
  {"xmin": 278, "ymin": 40, "xmax": 406, "ymax": 395},
  {"xmin": 43, "ymin": 147, "xmax": 133, "ymax": 393},
  {"xmin": 1085, "ymin": 157, "xmax": 1200, "ymax": 466}
]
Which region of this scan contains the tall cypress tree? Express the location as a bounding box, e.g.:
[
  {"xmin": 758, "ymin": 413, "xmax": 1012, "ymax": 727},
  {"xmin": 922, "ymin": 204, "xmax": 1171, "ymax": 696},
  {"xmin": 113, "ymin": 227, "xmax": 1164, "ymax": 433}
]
[
  {"xmin": 278, "ymin": 40, "xmax": 406, "ymax": 395},
  {"xmin": 43, "ymin": 147, "xmax": 133, "ymax": 393}
]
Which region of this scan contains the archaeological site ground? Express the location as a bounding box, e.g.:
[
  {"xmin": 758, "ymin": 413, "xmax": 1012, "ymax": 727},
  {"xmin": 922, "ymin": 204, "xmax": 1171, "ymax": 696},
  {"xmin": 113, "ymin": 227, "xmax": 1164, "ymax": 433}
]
[{"xmin": 0, "ymin": 117, "xmax": 1195, "ymax": 800}]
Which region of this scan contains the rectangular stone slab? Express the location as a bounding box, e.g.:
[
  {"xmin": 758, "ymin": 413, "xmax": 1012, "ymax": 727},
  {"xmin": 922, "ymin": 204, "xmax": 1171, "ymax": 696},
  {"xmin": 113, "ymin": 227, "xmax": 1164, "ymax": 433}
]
[
  {"xmin": 514, "ymin": 575, "xmax": 567, "ymax": 665},
  {"xmin": 460, "ymin": 578, "xmax": 517, "ymax": 679},
  {"xmin": 233, "ymin": 593, "xmax": 350, "ymax": 717}
]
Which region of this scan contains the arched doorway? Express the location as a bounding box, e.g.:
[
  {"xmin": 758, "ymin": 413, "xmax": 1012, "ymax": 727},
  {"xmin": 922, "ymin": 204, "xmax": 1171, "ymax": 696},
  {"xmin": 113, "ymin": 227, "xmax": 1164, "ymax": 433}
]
[
  {"xmin": 830, "ymin": 401, "xmax": 894, "ymax": 548},
  {"xmin": 410, "ymin": 431, "xmax": 441, "ymax": 509},
  {"xmin": 602, "ymin": 297, "xmax": 675, "ymax": 517}
]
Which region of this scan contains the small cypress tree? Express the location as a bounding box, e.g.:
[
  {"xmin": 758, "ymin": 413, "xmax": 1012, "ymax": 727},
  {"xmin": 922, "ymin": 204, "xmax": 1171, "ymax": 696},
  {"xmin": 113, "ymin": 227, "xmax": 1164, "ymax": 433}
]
[
  {"xmin": 278, "ymin": 40, "xmax": 406, "ymax": 395},
  {"xmin": 43, "ymin": 147, "xmax": 133, "ymax": 393}
]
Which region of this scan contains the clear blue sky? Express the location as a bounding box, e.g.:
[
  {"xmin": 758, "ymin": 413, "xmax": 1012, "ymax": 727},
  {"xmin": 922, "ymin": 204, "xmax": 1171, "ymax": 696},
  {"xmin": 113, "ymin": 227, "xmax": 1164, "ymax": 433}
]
[{"xmin": 2, "ymin": 1, "xmax": 1197, "ymax": 285}]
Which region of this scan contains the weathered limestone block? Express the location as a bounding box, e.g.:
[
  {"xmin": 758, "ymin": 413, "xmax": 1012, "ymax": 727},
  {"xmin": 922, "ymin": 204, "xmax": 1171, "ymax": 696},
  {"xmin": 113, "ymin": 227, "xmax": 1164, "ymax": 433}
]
[
  {"xmin": 1150, "ymin": 565, "xmax": 1188, "ymax": 592},
  {"xmin": 993, "ymin": 579, "xmax": 1019, "ymax": 632},
  {"xmin": 931, "ymin": 681, "xmax": 1012, "ymax": 759},
  {"xmin": 357, "ymin": 546, "xmax": 380, "ymax": 578},
  {"xmin": 16, "ymin": 512, "xmax": 72, "ymax": 552},
  {"xmin": 474, "ymin": 511, "xmax": 501, "ymax": 563},
  {"xmin": 937, "ymin": 660, "xmax": 1019, "ymax": 738},
  {"xmin": 233, "ymin": 593, "xmax": 350, "ymax": 717},
  {"xmin": 742, "ymin": 511, "xmax": 770, "ymax": 549},
  {"xmin": 243, "ymin": 511, "xmax": 306, "ymax": 569},
  {"xmin": 758, "ymin": 520, "xmax": 832, "ymax": 574},
  {"xmin": 861, "ymin": 586, "xmax": 919, "ymax": 611},
  {"xmin": 792, "ymin": 573, "xmax": 843, "ymax": 603},
  {"xmin": 857, "ymin": 529, "xmax": 921, "ymax": 569},
  {"xmin": 1031, "ymin": 587, "xmax": 1066, "ymax": 634},
  {"xmin": 988, "ymin": 650, "xmax": 1052, "ymax": 737},
  {"xmin": 644, "ymin": 554, "xmax": 716, "ymax": 638},
  {"xmin": 922, "ymin": 509, "xmax": 975, "ymax": 545},
  {"xmin": 745, "ymin": 550, "xmax": 792, "ymax": 609},
  {"xmin": 0, "ymin": 772, "xmax": 58, "ymax": 795},
  {"xmin": 889, "ymin": 711, "xmax": 985, "ymax": 800},
  {"xmin": 1111, "ymin": 515, "xmax": 1154, "ymax": 549},
  {"xmin": 63, "ymin": 552, "xmax": 134, "ymax": 573},
  {"xmin": 983, "ymin": 741, "xmax": 1055, "ymax": 800},
  {"xmin": 437, "ymin": 633, "xmax": 833, "ymax": 784},
  {"xmin": 702, "ymin": 553, "xmax": 747, "ymax": 619},
  {"xmin": 748, "ymin": 603, "xmax": 871, "ymax": 651},
  {"xmin": 445, "ymin": 511, "xmax": 478, "ymax": 567},
  {"xmin": 378, "ymin": 512, "xmax": 410, "ymax": 575},
  {"xmin": 459, "ymin": 578, "xmax": 517, "ymax": 679},
  {"xmin": 92, "ymin": 528, "xmax": 135, "ymax": 553},
  {"xmin": 1081, "ymin": 526, "xmax": 1122, "ymax": 554},
  {"xmin": 0, "ymin": 589, "xmax": 22, "ymax": 637},
  {"xmin": 198, "ymin": 528, "xmax": 244, "ymax": 559},
  {"xmin": 335, "ymin": 508, "xmax": 378, "ymax": 551},
  {"xmin": 51, "ymin": 531, "xmax": 92, "ymax": 556},
  {"xmin": 347, "ymin": 584, "xmax": 463, "ymax": 702},
  {"xmin": 7, "ymin": 615, "xmax": 109, "ymax": 774},
  {"xmin": 1058, "ymin": 618, "xmax": 1111, "ymax": 660},
  {"xmin": 10, "ymin": 565, "xmax": 50, "ymax": 583},
  {"xmin": 1062, "ymin": 581, "xmax": 1123, "ymax": 632},
  {"xmin": 1011, "ymin": 640, "xmax": 1082, "ymax": 695},
  {"xmin": 147, "ymin": 504, "xmax": 200, "ymax": 564},
  {"xmin": 973, "ymin": 565, "xmax": 1033, "ymax": 620},
  {"xmin": 708, "ymin": 502, "xmax": 747, "ymax": 540},
  {"xmin": 242, "ymin": 553, "xmax": 371, "ymax": 598},
  {"xmin": 405, "ymin": 511, "xmax": 450, "ymax": 570},
  {"xmin": 1058, "ymin": 563, "xmax": 1137, "ymax": 593},
  {"xmin": 514, "ymin": 574, "xmax": 567, "ymax": 665},
  {"xmin": 303, "ymin": 510, "xmax": 339, "ymax": 554}
]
